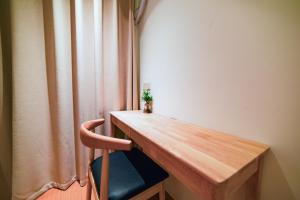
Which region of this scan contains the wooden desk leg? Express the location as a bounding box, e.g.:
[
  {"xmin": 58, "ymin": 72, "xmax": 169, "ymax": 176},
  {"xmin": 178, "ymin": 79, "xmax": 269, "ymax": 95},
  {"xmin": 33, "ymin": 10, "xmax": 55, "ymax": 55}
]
[
  {"xmin": 110, "ymin": 119, "xmax": 116, "ymax": 153},
  {"xmin": 110, "ymin": 119, "xmax": 115, "ymax": 138},
  {"xmin": 245, "ymin": 158, "xmax": 263, "ymax": 200}
]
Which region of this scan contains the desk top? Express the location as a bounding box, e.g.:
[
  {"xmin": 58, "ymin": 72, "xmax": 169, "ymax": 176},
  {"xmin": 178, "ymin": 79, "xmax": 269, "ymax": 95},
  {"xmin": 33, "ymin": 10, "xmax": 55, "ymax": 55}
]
[{"xmin": 111, "ymin": 111, "xmax": 269, "ymax": 186}]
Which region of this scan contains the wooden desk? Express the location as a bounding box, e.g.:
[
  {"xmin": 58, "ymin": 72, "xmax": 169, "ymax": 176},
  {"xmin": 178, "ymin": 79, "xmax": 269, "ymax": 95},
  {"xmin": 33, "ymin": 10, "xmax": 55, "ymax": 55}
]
[{"xmin": 110, "ymin": 111, "xmax": 269, "ymax": 200}]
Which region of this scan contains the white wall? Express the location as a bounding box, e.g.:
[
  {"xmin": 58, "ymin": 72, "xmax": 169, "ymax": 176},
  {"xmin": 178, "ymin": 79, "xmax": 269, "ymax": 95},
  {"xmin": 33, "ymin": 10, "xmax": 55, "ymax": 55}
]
[{"xmin": 139, "ymin": 0, "xmax": 300, "ymax": 199}]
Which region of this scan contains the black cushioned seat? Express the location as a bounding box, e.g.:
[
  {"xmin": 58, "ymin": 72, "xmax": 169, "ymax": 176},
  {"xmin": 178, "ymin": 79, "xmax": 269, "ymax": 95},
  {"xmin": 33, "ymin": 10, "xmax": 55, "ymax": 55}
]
[{"xmin": 91, "ymin": 148, "xmax": 169, "ymax": 200}]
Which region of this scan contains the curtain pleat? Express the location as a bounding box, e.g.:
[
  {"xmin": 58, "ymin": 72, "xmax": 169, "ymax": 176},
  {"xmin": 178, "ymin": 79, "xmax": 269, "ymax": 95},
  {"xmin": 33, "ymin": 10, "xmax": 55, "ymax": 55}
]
[
  {"xmin": 2, "ymin": 0, "xmax": 144, "ymax": 199},
  {"xmin": 0, "ymin": 0, "xmax": 13, "ymax": 199},
  {"xmin": 73, "ymin": 0, "xmax": 103, "ymax": 185},
  {"xmin": 102, "ymin": 0, "xmax": 139, "ymax": 136},
  {"xmin": 11, "ymin": 0, "xmax": 79, "ymax": 199}
]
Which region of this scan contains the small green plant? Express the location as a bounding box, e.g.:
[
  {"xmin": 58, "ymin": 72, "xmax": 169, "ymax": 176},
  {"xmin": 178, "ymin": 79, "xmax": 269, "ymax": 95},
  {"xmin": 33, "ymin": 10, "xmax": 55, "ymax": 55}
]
[{"xmin": 142, "ymin": 89, "xmax": 153, "ymax": 103}]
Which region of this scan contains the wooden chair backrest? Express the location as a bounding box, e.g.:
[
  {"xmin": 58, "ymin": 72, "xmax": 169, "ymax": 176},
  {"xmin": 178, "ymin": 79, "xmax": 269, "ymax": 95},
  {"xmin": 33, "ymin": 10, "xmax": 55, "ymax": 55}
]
[
  {"xmin": 80, "ymin": 119, "xmax": 132, "ymax": 200},
  {"xmin": 80, "ymin": 119, "xmax": 132, "ymax": 151}
]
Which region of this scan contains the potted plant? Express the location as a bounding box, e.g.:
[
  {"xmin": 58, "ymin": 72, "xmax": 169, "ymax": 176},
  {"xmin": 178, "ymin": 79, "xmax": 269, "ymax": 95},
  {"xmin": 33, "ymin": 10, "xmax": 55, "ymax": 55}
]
[{"xmin": 142, "ymin": 89, "xmax": 153, "ymax": 113}]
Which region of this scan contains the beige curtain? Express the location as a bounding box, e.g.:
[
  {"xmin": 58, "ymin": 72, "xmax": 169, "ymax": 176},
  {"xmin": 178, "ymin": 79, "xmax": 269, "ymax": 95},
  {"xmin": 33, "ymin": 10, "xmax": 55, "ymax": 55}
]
[
  {"xmin": 0, "ymin": 0, "xmax": 143, "ymax": 199},
  {"xmin": 102, "ymin": 0, "xmax": 140, "ymax": 135},
  {"xmin": 0, "ymin": 21, "xmax": 12, "ymax": 200},
  {"xmin": 0, "ymin": 1, "xmax": 13, "ymax": 200}
]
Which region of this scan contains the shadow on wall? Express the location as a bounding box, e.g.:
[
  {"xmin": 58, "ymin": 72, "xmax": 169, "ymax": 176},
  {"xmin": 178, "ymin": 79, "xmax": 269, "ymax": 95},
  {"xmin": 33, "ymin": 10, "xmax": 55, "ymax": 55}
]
[
  {"xmin": 261, "ymin": 151, "xmax": 296, "ymax": 200},
  {"xmin": 0, "ymin": 0, "xmax": 12, "ymax": 200}
]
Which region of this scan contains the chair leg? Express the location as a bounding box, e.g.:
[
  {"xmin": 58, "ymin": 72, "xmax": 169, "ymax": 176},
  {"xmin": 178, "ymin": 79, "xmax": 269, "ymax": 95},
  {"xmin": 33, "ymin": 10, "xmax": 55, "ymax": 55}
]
[
  {"xmin": 159, "ymin": 183, "xmax": 165, "ymax": 200},
  {"xmin": 86, "ymin": 180, "xmax": 92, "ymax": 200}
]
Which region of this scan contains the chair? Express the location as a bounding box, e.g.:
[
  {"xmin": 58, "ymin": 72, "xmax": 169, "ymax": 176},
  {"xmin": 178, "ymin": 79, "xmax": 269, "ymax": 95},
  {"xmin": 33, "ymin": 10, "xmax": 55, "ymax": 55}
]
[{"xmin": 80, "ymin": 119, "xmax": 169, "ymax": 200}]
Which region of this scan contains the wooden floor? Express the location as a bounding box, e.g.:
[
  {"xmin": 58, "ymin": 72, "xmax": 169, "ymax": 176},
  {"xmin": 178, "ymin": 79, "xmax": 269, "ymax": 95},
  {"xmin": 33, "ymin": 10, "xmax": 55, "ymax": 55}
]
[
  {"xmin": 37, "ymin": 181, "xmax": 173, "ymax": 200},
  {"xmin": 37, "ymin": 181, "xmax": 94, "ymax": 200}
]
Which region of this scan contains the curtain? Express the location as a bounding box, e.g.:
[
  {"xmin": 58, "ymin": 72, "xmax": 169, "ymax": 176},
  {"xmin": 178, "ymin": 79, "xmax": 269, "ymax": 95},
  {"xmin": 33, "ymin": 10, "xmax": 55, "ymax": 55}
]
[
  {"xmin": 0, "ymin": 1, "xmax": 13, "ymax": 200},
  {"xmin": 0, "ymin": 0, "xmax": 146, "ymax": 199},
  {"xmin": 102, "ymin": 0, "xmax": 140, "ymax": 135},
  {"xmin": 11, "ymin": 0, "xmax": 99, "ymax": 199},
  {"xmin": 0, "ymin": 19, "xmax": 13, "ymax": 200}
]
